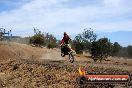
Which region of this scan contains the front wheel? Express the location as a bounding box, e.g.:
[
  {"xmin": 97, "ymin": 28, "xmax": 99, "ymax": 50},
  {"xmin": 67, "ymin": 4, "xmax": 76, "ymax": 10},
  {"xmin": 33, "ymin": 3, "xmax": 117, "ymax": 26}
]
[{"xmin": 69, "ymin": 52, "xmax": 74, "ymax": 63}]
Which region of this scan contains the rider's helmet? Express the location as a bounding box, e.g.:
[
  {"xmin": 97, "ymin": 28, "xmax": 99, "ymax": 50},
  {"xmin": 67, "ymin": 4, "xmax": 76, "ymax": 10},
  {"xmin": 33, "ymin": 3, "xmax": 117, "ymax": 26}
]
[{"xmin": 64, "ymin": 32, "xmax": 67, "ymax": 36}]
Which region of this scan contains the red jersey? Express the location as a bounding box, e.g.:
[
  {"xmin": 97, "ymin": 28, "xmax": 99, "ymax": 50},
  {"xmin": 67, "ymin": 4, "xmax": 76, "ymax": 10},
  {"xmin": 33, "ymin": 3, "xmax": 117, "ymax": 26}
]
[{"xmin": 61, "ymin": 35, "xmax": 71, "ymax": 44}]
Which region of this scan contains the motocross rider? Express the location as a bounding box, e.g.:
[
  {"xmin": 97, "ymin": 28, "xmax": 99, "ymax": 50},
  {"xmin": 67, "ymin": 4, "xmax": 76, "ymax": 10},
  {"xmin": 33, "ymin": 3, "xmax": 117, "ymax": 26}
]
[{"xmin": 60, "ymin": 32, "xmax": 73, "ymax": 52}]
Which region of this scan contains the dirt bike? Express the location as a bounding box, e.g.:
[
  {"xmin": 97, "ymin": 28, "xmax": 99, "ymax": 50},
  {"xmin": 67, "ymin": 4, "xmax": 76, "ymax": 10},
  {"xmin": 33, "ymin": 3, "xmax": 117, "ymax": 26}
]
[{"xmin": 61, "ymin": 44, "xmax": 75, "ymax": 63}]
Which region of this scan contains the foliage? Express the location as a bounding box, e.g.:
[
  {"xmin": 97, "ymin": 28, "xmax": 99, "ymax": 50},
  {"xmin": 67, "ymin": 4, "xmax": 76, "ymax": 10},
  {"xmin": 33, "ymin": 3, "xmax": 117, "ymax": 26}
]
[
  {"xmin": 45, "ymin": 33, "xmax": 57, "ymax": 49},
  {"xmin": 91, "ymin": 38, "xmax": 113, "ymax": 62},
  {"xmin": 74, "ymin": 41, "xmax": 84, "ymax": 54},
  {"xmin": 30, "ymin": 28, "xmax": 57, "ymax": 48},
  {"xmin": 111, "ymin": 42, "xmax": 132, "ymax": 58},
  {"xmin": 30, "ymin": 28, "xmax": 45, "ymax": 46},
  {"xmin": 127, "ymin": 45, "xmax": 132, "ymax": 57},
  {"xmin": 111, "ymin": 42, "xmax": 121, "ymax": 56},
  {"xmin": 74, "ymin": 28, "xmax": 97, "ymax": 54}
]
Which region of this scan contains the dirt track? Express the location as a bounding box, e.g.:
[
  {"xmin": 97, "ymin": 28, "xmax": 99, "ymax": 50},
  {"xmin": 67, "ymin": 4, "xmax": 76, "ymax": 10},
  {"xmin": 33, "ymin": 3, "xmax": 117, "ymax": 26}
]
[
  {"xmin": 39, "ymin": 47, "xmax": 132, "ymax": 72},
  {"xmin": 0, "ymin": 42, "xmax": 132, "ymax": 88}
]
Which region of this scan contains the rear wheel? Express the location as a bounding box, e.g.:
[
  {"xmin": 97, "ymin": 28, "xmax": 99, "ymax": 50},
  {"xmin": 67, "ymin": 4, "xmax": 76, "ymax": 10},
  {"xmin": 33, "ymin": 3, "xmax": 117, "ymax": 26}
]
[
  {"xmin": 61, "ymin": 53, "xmax": 65, "ymax": 57},
  {"xmin": 69, "ymin": 52, "xmax": 74, "ymax": 63}
]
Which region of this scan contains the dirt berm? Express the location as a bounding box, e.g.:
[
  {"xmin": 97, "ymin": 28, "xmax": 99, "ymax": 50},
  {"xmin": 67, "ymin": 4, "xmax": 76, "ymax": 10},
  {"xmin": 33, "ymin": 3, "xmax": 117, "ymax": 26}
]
[{"xmin": 0, "ymin": 42, "xmax": 132, "ymax": 88}]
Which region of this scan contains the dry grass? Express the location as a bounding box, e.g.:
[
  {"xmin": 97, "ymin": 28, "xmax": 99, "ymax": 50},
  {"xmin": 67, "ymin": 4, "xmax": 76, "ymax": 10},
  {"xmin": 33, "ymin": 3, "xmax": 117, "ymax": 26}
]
[
  {"xmin": 0, "ymin": 42, "xmax": 45, "ymax": 62},
  {"xmin": 0, "ymin": 42, "xmax": 132, "ymax": 88}
]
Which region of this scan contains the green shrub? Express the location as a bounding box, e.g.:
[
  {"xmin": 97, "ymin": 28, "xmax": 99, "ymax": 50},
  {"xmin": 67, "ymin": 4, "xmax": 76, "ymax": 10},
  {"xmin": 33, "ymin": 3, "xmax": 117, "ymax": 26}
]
[
  {"xmin": 30, "ymin": 28, "xmax": 57, "ymax": 48},
  {"xmin": 74, "ymin": 28, "xmax": 97, "ymax": 54},
  {"xmin": 30, "ymin": 32, "xmax": 45, "ymax": 46},
  {"xmin": 91, "ymin": 38, "xmax": 113, "ymax": 62}
]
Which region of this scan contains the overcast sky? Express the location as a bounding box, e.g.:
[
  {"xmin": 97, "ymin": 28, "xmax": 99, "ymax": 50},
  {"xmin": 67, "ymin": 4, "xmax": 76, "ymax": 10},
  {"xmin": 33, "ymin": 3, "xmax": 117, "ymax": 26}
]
[
  {"xmin": 0, "ymin": 0, "xmax": 132, "ymax": 35},
  {"xmin": 0, "ymin": 0, "xmax": 132, "ymax": 46}
]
